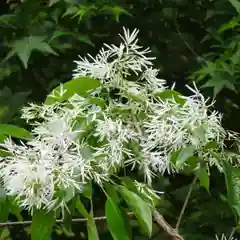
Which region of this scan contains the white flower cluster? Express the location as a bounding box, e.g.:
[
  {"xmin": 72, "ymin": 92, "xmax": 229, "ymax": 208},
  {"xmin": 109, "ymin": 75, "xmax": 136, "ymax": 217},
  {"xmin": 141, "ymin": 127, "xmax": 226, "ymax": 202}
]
[
  {"xmin": 0, "ymin": 27, "xmax": 239, "ymax": 212},
  {"xmin": 215, "ymin": 234, "xmax": 238, "ymax": 240}
]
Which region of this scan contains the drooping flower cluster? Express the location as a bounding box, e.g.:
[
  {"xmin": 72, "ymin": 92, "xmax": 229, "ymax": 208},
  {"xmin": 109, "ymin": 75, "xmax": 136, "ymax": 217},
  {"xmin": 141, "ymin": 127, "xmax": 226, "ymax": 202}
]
[{"xmin": 0, "ymin": 27, "xmax": 239, "ymax": 213}]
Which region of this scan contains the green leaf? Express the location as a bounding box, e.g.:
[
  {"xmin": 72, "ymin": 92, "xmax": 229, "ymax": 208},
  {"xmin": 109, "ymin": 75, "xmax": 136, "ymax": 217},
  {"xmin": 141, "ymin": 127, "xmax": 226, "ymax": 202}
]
[
  {"xmin": 197, "ymin": 169, "xmax": 210, "ymax": 193},
  {"xmin": 0, "ymin": 124, "xmax": 32, "ymax": 140},
  {"xmin": 45, "ymin": 77, "xmax": 101, "ymax": 104},
  {"xmin": 88, "ymin": 199, "xmax": 99, "ymax": 240},
  {"xmin": 106, "ymin": 198, "xmax": 130, "ymax": 240},
  {"xmin": 175, "ymin": 146, "xmax": 195, "ymax": 168},
  {"xmin": 201, "ymin": 75, "xmax": 236, "ymax": 97},
  {"xmin": 118, "ymin": 186, "xmax": 152, "ymax": 237},
  {"xmin": 223, "ymin": 162, "xmax": 240, "ymax": 222},
  {"xmin": 154, "ymin": 90, "xmax": 185, "ymax": 104},
  {"xmin": 100, "ymin": 6, "xmax": 132, "ymax": 22},
  {"xmin": 49, "ymin": 0, "xmax": 61, "ymax": 6},
  {"xmin": 76, "ymin": 197, "xmax": 89, "ymax": 218},
  {"xmin": 31, "ymin": 210, "xmax": 55, "ymax": 240},
  {"xmin": 228, "ymin": 0, "xmax": 240, "ymax": 13},
  {"xmin": 120, "ymin": 178, "xmax": 160, "ymax": 207},
  {"xmin": 6, "ymin": 36, "xmax": 57, "ymax": 69},
  {"xmin": 82, "ymin": 182, "xmax": 92, "ymax": 199},
  {"xmin": 87, "ymin": 213, "xmax": 99, "ymax": 240}
]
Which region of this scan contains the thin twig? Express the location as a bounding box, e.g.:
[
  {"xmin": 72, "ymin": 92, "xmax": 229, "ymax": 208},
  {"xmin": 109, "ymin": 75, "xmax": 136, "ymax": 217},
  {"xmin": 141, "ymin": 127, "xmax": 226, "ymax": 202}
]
[
  {"xmin": 174, "ymin": 21, "xmax": 200, "ymax": 60},
  {"xmin": 0, "ymin": 212, "xmax": 134, "ymax": 228},
  {"xmin": 175, "ymin": 175, "xmax": 197, "ymax": 231}
]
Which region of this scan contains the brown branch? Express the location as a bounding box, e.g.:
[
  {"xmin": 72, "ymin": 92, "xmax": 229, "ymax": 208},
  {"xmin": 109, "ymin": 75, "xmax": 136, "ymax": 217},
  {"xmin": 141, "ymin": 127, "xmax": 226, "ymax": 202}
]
[{"xmin": 152, "ymin": 209, "xmax": 184, "ymax": 240}]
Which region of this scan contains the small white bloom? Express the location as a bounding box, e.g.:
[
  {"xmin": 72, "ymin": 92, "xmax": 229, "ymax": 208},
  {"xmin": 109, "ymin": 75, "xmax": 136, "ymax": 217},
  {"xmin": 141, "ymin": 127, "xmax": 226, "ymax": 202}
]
[{"xmin": 215, "ymin": 234, "xmax": 238, "ymax": 240}]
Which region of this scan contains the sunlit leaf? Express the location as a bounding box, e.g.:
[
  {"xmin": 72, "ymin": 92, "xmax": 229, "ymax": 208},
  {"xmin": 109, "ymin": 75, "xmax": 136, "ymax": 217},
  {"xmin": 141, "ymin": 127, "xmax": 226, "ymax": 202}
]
[
  {"xmin": 154, "ymin": 90, "xmax": 185, "ymax": 104},
  {"xmin": 45, "ymin": 76, "xmax": 101, "ymax": 104}
]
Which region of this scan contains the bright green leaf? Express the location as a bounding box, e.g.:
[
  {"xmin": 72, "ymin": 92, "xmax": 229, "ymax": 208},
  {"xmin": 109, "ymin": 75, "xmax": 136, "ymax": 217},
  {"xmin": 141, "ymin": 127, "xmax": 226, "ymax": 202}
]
[
  {"xmin": 197, "ymin": 169, "xmax": 210, "ymax": 193},
  {"xmin": 31, "ymin": 210, "xmax": 55, "ymax": 240},
  {"xmin": 118, "ymin": 186, "xmax": 152, "ymax": 237},
  {"xmin": 106, "ymin": 198, "xmax": 130, "ymax": 240},
  {"xmin": 154, "ymin": 90, "xmax": 185, "ymax": 104},
  {"xmin": 0, "ymin": 124, "xmax": 32, "ymax": 140},
  {"xmin": 45, "ymin": 77, "xmax": 101, "ymax": 104}
]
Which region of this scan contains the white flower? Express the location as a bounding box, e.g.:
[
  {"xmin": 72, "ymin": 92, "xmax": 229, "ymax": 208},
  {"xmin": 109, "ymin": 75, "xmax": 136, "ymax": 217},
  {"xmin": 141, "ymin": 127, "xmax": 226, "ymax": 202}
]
[
  {"xmin": 94, "ymin": 116, "xmax": 136, "ymax": 165},
  {"xmin": 215, "ymin": 234, "xmax": 238, "ymax": 240},
  {"xmin": 141, "ymin": 67, "xmax": 166, "ymax": 92},
  {"xmin": 141, "ymin": 83, "xmax": 226, "ymax": 173},
  {"xmin": 73, "ymin": 27, "xmax": 154, "ymax": 89}
]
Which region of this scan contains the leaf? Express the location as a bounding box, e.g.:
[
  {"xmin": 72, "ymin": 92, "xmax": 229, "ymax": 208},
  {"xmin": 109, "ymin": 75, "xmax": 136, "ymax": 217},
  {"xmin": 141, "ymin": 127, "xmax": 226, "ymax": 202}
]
[
  {"xmin": 75, "ymin": 197, "xmax": 89, "ymax": 218},
  {"xmin": 62, "ymin": 6, "xmax": 78, "ymax": 18},
  {"xmin": 154, "ymin": 90, "xmax": 185, "ymax": 104},
  {"xmin": 223, "ymin": 162, "xmax": 240, "ymax": 222},
  {"xmin": 100, "ymin": 6, "xmax": 132, "ymax": 22},
  {"xmin": 82, "ymin": 182, "xmax": 92, "ymax": 199},
  {"xmin": 0, "ymin": 124, "xmax": 32, "ymax": 140},
  {"xmin": 175, "ymin": 146, "xmax": 195, "ymax": 168},
  {"xmin": 31, "ymin": 210, "xmax": 55, "ymax": 240},
  {"xmin": 228, "ymin": 0, "xmax": 240, "ymax": 13},
  {"xmin": 6, "ymin": 36, "xmax": 57, "ymax": 68},
  {"xmin": 106, "ymin": 198, "xmax": 130, "ymax": 240},
  {"xmin": 87, "ymin": 213, "xmax": 99, "ymax": 240},
  {"xmin": 197, "ymin": 169, "xmax": 210, "ymax": 193},
  {"xmin": 49, "ymin": 0, "xmax": 61, "ymax": 6},
  {"xmin": 201, "ymin": 75, "xmax": 236, "ymax": 97},
  {"xmin": 118, "ymin": 186, "xmax": 152, "ymax": 237},
  {"xmin": 45, "ymin": 77, "xmax": 101, "ymax": 104}
]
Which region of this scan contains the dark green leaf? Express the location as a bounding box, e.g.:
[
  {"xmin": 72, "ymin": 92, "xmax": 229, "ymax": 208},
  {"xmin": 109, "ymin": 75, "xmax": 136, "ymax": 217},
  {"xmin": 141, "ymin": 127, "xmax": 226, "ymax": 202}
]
[
  {"xmin": 118, "ymin": 186, "xmax": 152, "ymax": 236},
  {"xmin": 45, "ymin": 77, "xmax": 101, "ymax": 104},
  {"xmin": 6, "ymin": 36, "xmax": 57, "ymax": 68},
  {"xmin": 31, "ymin": 210, "xmax": 55, "ymax": 240}
]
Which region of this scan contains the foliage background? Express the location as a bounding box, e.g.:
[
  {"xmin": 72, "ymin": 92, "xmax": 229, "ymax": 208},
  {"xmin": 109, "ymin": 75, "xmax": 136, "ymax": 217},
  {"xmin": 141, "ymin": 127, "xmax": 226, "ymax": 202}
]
[{"xmin": 1, "ymin": 0, "xmax": 240, "ymax": 239}]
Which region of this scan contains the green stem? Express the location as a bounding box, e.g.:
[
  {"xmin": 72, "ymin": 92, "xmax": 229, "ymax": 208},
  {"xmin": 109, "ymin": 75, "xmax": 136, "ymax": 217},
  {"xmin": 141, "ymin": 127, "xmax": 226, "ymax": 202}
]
[{"xmin": 175, "ymin": 175, "xmax": 197, "ymax": 231}]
